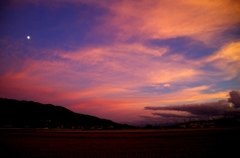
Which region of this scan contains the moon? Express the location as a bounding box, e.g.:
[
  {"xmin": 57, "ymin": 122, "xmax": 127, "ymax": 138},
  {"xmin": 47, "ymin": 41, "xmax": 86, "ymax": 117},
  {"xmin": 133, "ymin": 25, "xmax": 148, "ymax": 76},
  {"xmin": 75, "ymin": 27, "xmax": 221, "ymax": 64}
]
[{"xmin": 27, "ymin": 36, "xmax": 30, "ymax": 39}]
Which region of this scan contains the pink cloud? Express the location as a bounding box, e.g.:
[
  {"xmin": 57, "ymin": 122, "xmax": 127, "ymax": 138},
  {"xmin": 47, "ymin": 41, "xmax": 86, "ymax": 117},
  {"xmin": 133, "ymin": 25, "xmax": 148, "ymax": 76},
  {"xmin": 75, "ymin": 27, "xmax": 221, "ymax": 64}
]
[{"xmin": 90, "ymin": 0, "xmax": 240, "ymax": 43}]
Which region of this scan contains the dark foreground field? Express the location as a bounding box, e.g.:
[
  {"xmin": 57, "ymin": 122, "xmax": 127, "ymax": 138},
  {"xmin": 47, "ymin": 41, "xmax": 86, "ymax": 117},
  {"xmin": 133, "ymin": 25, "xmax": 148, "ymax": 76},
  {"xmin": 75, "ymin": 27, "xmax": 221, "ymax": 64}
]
[{"xmin": 1, "ymin": 128, "xmax": 240, "ymax": 158}]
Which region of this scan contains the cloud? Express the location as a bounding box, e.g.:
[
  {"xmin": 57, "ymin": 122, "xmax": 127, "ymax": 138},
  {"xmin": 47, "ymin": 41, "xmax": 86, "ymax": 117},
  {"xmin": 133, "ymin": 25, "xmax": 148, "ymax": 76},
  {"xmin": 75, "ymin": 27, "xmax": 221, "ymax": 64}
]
[
  {"xmin": 163, "ymin": 84, "xmax": 170, "ymax": 87},
  {"xmin": 56, "ymin": 44, "xmax": 201, "ymax": 86},
  {"xmin": 202, "ymin": 41, "xmax": 240, "ymax": 80},
  {"xmin": 95, "ymin": 0, "xmax": 240, "ymax": 43},
  {"xmin": 145, "ymin": 90, "xmax": 240, "ymax": 120},
  {"xmin": 146, "ymin": 100, "xmax": 231, "ymax": 115},
  {"xmin": 152, "ymin": 110, "xmax": 195, "ymax": 118},
  {"xmin": 228, "ymin": 90, "xmax": 240, "ymax": 108}
]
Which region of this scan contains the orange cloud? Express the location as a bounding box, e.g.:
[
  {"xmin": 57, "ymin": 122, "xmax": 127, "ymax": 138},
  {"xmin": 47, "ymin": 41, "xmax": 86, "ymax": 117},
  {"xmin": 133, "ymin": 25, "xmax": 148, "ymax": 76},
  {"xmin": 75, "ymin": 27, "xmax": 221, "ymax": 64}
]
[
  {"xmin": 202, "ymin": 41, "xmax": 240, "ymax": 80},
  {"xmin": 94, "ymin": 0, "xmax": 240, "ymax": 43}
]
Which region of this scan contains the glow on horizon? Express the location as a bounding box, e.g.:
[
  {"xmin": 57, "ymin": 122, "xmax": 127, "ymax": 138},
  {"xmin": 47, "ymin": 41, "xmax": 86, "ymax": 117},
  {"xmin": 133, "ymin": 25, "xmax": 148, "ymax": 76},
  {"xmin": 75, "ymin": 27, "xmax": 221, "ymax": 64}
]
[{"xmin": 0, "ymin": 0, "xmax": 240, "ymax": 125}]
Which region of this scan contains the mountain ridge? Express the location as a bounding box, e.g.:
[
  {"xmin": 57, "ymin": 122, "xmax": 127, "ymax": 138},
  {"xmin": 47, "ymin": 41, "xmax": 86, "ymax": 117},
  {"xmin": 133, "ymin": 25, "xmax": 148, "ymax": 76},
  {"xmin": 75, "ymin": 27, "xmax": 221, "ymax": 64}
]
[{"xmin": 0, "ymin": 98, "xmax": 129, "ymax": 129}]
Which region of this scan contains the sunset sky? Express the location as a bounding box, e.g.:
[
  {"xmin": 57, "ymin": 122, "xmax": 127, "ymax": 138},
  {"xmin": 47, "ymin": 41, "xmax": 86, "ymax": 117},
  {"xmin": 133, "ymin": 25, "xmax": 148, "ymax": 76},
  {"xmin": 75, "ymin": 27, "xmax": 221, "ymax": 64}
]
[{"xmin": 1, "ymin": 0, "xmax": 240, "ymax": 125}]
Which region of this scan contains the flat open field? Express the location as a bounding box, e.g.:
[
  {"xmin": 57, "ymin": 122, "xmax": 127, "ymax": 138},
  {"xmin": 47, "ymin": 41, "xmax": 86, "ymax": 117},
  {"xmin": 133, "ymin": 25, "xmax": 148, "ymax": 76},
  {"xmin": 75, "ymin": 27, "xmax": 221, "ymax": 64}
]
[{"xmin": 1, "ymin": 128, "xmax": 240, "ymax": 158}]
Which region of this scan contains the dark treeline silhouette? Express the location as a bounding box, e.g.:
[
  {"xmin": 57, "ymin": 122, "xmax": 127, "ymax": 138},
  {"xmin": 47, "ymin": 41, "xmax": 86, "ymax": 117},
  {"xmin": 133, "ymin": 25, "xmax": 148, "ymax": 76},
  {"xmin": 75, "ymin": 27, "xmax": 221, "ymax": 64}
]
[
  {"xmin": 141, "ymin": 115, "xmax": 240, "ymax": 129},
  {"xmin": 0, "ymin": 98, "xmax": 131, "ymax": 129}
]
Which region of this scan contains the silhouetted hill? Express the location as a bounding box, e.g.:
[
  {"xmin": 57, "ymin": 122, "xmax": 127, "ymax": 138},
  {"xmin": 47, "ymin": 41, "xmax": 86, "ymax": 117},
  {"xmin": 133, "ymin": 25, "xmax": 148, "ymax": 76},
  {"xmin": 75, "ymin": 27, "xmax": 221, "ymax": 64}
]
[{"xmin": 0, "ymin": 98, "xmax": 130, "ymax": 129}]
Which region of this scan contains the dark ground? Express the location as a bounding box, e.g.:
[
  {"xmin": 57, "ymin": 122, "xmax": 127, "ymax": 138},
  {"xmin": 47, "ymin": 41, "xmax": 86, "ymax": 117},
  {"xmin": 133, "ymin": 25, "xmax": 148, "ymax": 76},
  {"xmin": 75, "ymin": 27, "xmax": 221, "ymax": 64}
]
[{"xmin": 0, "ymin": 128, "xmax": 240, "ymax": 158}]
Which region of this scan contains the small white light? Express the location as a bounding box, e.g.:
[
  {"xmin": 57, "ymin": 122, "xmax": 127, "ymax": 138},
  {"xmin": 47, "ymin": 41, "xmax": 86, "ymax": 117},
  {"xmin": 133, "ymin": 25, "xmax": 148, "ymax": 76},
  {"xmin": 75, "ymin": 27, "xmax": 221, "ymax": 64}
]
[{"xmin": 27, "ymin": 36, "xmax": 30, "ymax": 39}]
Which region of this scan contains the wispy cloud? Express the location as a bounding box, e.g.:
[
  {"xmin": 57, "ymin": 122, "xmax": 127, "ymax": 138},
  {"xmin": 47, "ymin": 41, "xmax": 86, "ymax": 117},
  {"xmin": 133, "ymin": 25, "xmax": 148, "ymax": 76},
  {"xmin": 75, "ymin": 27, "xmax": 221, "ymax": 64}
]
[
  {"xmin": 203, "ymin": 41, "xmax": 240, "ymax": 80},
  {"xmin": 96, "ymin": 0, "xmax": 240, "ymax": 43}
]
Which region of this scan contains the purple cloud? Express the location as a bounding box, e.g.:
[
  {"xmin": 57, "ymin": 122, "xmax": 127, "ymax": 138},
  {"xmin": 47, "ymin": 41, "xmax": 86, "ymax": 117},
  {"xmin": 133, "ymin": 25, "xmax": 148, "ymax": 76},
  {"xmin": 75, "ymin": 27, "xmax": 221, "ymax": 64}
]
[
  {"xmin": 228, "ymin": 90, "xmax": 240, "ymax": 108},
  {"xmin": 145, "ymin": 100, "xmax": 230, "ymax": 115},
  {"xmin": 145, "ymin": 90, "xmax": 240, "ymax": 118}
]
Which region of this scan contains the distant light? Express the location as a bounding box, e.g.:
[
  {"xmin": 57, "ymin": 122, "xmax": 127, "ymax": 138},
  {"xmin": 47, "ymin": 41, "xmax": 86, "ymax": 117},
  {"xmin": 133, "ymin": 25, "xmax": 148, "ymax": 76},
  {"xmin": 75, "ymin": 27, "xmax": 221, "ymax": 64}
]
[
  {"xmin": 229, "ymin": 103, "xmax": 234, "ymax": 108},
  {"xmin": 27, "ymin": 36, "xmax": 30, "ymax": 39}
]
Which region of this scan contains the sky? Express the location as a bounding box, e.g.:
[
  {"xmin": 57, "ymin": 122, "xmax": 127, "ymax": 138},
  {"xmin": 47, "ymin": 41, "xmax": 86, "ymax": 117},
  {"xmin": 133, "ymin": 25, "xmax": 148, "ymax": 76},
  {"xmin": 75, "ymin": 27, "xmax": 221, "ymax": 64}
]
[{"xmin": 0, "ymin": 0, "xmax": 240, "ymax": 125}]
